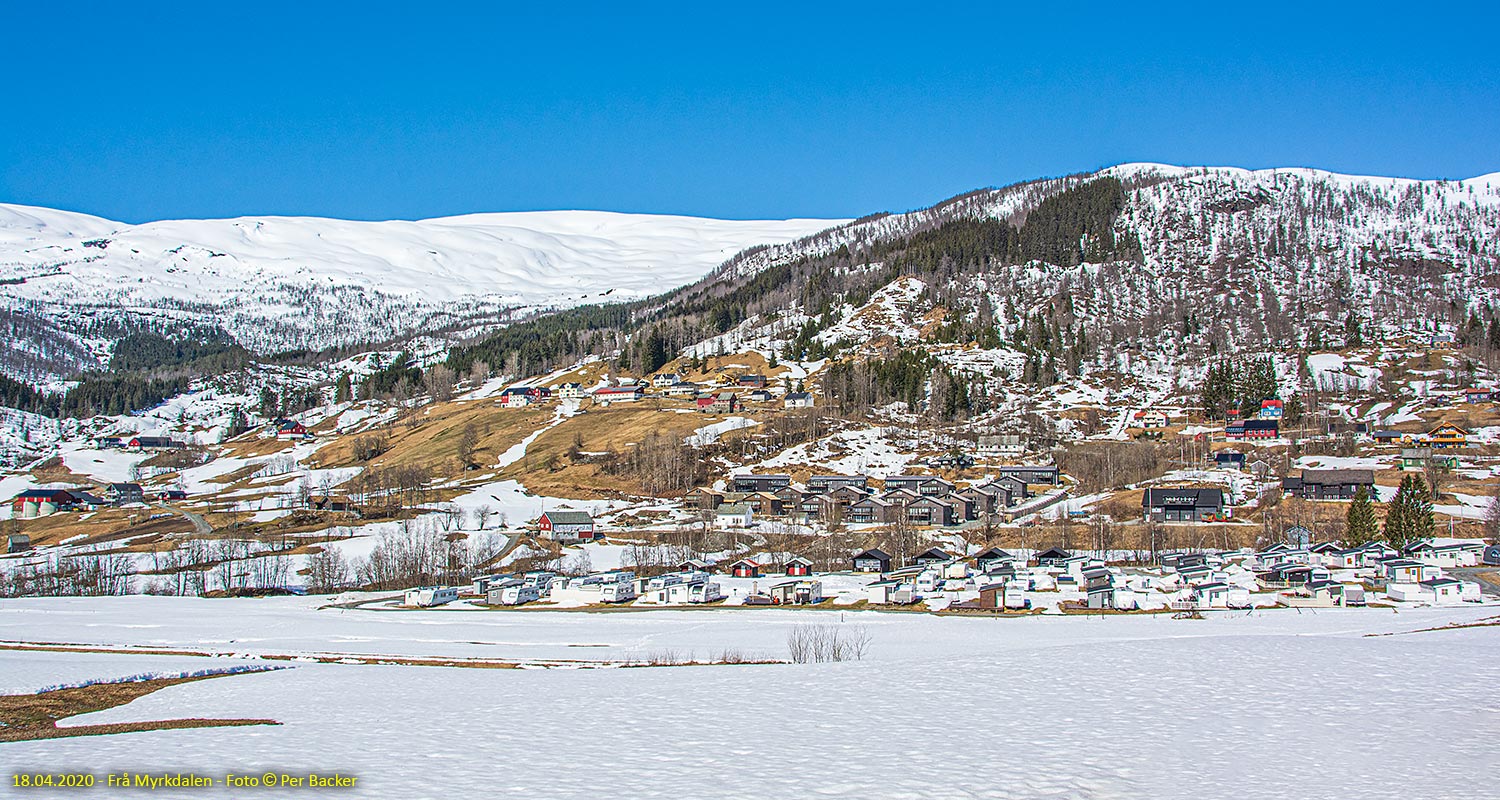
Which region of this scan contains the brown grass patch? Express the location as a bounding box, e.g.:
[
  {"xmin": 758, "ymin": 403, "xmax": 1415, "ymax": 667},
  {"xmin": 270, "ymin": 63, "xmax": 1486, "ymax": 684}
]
[{"xmin": 0, "ymin": 671, "xmax": 278, "ymax": 742}]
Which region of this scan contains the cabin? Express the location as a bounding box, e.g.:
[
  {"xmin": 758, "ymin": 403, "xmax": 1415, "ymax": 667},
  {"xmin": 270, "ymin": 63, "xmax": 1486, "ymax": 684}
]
[
  {"xmin": 593, "ymin": 386, "xmax": 644, "ymax": 403},
  {"xmin": 912, "ymin": 547, "xmax": 954, "ymax": 567},
  {"xmin": 1382, "ymin": 559, "xmax": 1439, "ymax": 584},
  {"xmin": 997, "ymin": 465, "xmax": 1060, "ymax": 486},
  {"xmin": 1430, "ymin": 332, "xmax": 1457, "ymax": 348},
  {"xmin": 1259, "ymin": 398, "xmax": 1284, "ymax": 419},
  {"xmin": 94, "ymin": 436, "xmax": 123, "ymax": 449},
  {"xmin": 852, "ymin": 548, "xmax": 893, "ymax": 573},
  {"xmin": 1281, "ymin": 469, "xmax": 1374, "ymax": 500},
  {"xmin": 1371, "ymin": 429, "xmax": 1404, "ymax": 444},
  {"xmin": 1141, "ymin": 488, "xmax": 1226, "ymax": 522},
  {"xmin": 1464, "ymin": 387, "xmax": 1492, "ymax": 404},
  {"xmin": 126, "ymin": 436, "xmax": 182, "ymax": 451},
  {"xmin": 404, "ymin": 586, "xmax": 458, "ymax": 607},
  {"xmin": 1226, "ymin": 419, "xmax": 1278, "ymax": 440},
  {"xmin": 538, "ymin": 510, "xmax": 597, "ymax": 542},
  {"xmin": 976, "ymin": 434, "xmax": 1025, "ymax": 458},
  {"xmin": 1405, "ymin": 540, "xmax": 1482, "ymax": 568},
  {"xmin": 103, "ymin": 482, "xmax": 144, "ymax": 505},
  {"xmin": 973, "ymin": 547, "xmax": 1016, "ymax": 572},
  {"xmin": 1283, "ymin": 525, "xmax": 1314, "ymax": 549},
  {"xmin": 731, "ymin": 474, "xmax": 790, "ymax": 493},
  {"xmin": 664, "ymin": 381, "xmax": 700, "ymax": 397},
  {"xmin": 1214, "ymin": 450, "xmax": 1246, "ymax": 470},
  {"xmin": 157, "ymin": 489, "xmax": 188, "ymax": 502},
  {"xmin": 783, "ymin": 391, "xmax": 814, "ymax": 408},
  {"xmin": 7, "ymin": 533, "xmax": 32, "ymax": 553},
  {"xmin": 728, "ymin": 558, "xmax": 761, "ymax": 578},
  {"xmin": 1425, "ymin": 423, "xmax": 1469, "ymax": 449},
  {"xmin": 275, "ymin": 420, "xmax": 310, "ymax": 440},
  {"xmin": 745, "ymin": 389, "xmax": 773, "ymax": 403},
  {"xmin": 715, "ymin": 503, "xmax": 754, "ymax": 528},
  {"xmin": 737, "ymin": 374, "xmax": 767, "ymax": 389},
  {"xmin": 784, "ymin": 556, "xmax": 814, "ymax": 576}
]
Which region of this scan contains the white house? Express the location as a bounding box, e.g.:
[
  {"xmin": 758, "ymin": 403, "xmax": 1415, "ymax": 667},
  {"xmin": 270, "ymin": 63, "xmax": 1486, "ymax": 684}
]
[
  {"xmin": 651, "ymin": 373, "xmax": 681, "ymax": 388},
  {"xmin": 976, "ymin": 434, "xmax": 1025, "ymax": 458},
  {"xmin": 405, "ymin": 586, "xmax": 459, "ymax": 607},
  {"xmin": 783, "ymin": 392, "xmax": 814, "ymax": 409},
  {"xmin": 714, "ymin": 503, "xmax": 753, "ymax": 528},
  {"xmin": 1406, "ymin": 540, "xmax": 1483, "ymax": 568},
  {"xmin": 557, "ymin": 382, "xmax": 586, "ymax": 399}
]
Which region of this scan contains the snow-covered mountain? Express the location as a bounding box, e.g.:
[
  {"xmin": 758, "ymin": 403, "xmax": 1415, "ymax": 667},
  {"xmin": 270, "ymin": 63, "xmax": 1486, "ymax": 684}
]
[{"xmin": 0, "ymin": 204, "xmax": 845, "ymax": 375}]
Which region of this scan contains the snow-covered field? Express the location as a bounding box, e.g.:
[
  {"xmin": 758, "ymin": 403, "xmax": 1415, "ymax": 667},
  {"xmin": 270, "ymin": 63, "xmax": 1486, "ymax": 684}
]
[{"xmin": 2, "ymin": 596, "xmax": 1497, "ymax": 799}]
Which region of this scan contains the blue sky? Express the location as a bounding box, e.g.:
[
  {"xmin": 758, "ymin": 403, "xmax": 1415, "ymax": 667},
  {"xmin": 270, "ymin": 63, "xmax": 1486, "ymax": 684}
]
[{"xmin": 4, "ymin": 2, "xmax": 1497, "ymax": 222}]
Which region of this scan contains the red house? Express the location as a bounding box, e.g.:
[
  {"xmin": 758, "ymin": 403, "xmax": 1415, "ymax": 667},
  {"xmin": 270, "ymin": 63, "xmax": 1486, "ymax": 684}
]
[
  {"xmin": 730, "ymin": 558, "xmax": 761, "ymax": 578},
  {"xmin": 538, "ymin": 510, "xmax": 597, "ymax": 542},
  {"xmin": 276, "ymin": 421, "xmax": 309, "ymax": 440},
  {"xmin": 785, "ymin": 556, "xmax": 813, "ymax": 576}
]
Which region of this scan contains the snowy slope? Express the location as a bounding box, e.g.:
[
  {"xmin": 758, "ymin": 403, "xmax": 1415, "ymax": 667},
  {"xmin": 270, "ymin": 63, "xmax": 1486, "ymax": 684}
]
[{"xmin": 0, "ymin": 205, "xmax": 844, "ymax": 354}]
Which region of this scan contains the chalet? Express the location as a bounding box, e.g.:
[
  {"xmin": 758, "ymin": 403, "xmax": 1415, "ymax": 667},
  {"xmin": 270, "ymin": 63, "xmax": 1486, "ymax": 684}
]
[
  {"xmin": 651, "ymin": 373, "xmax": 681, "ymax": 388},
  {"xmin": 784, "ymin": 556, "xmax": 814, "ymax": 576},
  {"xmin": 1425, "ymin": 423, "xmax": 1469, "ymax": 449},
  {"xmin": 557, "ymin": 382, "xmax": 586, "ymax": 399},
  {"xmin": 1371, "ymin": 429, "xmax": 1405, "ymax": 444},
  {"xmin": 745, "ymin": 389, "xmax": 773, "ymax": 403},
  {"xmin": 884, "ymin": 475, "xmax": 955, "ymax": 497},
  {"xmin": 1214, "ymin": 450, "xmax": 1247, "ymax": 470},
  {"xmin": 729, "ymin": 558, "xmax": 761, "ymax": 578},
  {"xmin": 685, "ymin": 487, "xmax": 726, "ymax": 510},
  {"xmin": 275, "ymin": 420, "xmax": 310, "ymax": 440},
  {"xmin": 1034, "ymin": 547, "xmax": 1073, "ymax": 568},
  {"xmin": 538, "ymin": 510, "xmax": 597, "ymax": 542},
  {"xmin": 967, "ymin": 547, "xmax": 1011, "ymax": 573},
  {"xmin": 1259, "ymin": 398, "xmax": 1284, "ymax": 419},
  {"xmin": 664, "ymin": 381, "xmax": 700, "ymax": 397},
  {"xmin": 103, "ymin": 483, "xmax": 144, "ymax": 505},
  {"xmin": 783, "ymin": 391, "xmax": 814, "ymax": 408},
  {"xmin": 976, "ymin": 434, "xmax": 1025, "ymax": 458},
  {"xmin": 404, "ymin": 586, "xmax": 458, "ymax": 607},
  {"xmin": 737, "ymin": 374, "xmax": 767, "ymax": 389},
  {"xmin": 808, "ymin": 474, "xmax": 869, "ymax": 493},
  {"xmin": 715, "ymin": 503, "xmax": 754, "ymax": 528},
  {"xmin": 997, "ymin": 465, "xmax": 1060, "ymax": 486},
  {"xmin": 912, "ymin": 547, "xmax": 955, "ymax": 567},
  {"xmin": 126, "ymin": 436, "xmax": 182, "ymax": 451},
  {"xmin": 847, "ymin": 496, "xmax": 899, "ymax": 524},
  {"xmin": 1332, "ymin": 541, "xmax": 1398, "ymax": 569},
  {"xmin": 852, "ymin": 548, "xmax": 892, "ymax": 573},
  {"xmin": 904, "ymin": 496, "xmax": 957, "ymax": 527},
  {"xmin": 1281, "ymin": 469, "xmax": 1375, "ymax": 500},
  {"xmin": 1464, "ymin": 387, "xmax": 1492, "ymax": 404},
  {"xmin": 1133, "ymin": 410, "xmax": 1169, "ymax": 429},
  {"xmin": 1141, "ymin": 488, "xmax": 1226, "ymax": 522},
  {"xmin": 593, "ymin": 386, "xmax": 644, "ymax": 403},
  {"xmin": 11, "ymin": 488, "xmax": 82, "ymax": 519},
  {"xmin": 731, "ymin": 474, "xmax": 790, "ymax": 493},
  {"xmin": 1226, "ymin": 419, "xmax": 1278, "ymax": 440}
]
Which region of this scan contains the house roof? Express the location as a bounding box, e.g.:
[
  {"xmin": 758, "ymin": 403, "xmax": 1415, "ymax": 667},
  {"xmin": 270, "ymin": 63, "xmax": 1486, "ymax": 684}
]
[
  {"xmin": 975, "ymin": 547, "xmax": 1014, "ymax": 560},
  {"xmin": 717, "ymin": 503, "xmax": 752, "ymax": 515},
  {"xmin": 1035, "ymin": 546, "xmax": 1072, "ymax": 559},
  {"xmin": 542, "ymin": 510, "xmax": 594, "ymax": 525},
  {"xmin": 853, "ymin": 548, "xmax": 891, "ymax": 560},
  {"xmin": 1298, "ymin": 469, "xmax": 1375, "ymax": 485}
]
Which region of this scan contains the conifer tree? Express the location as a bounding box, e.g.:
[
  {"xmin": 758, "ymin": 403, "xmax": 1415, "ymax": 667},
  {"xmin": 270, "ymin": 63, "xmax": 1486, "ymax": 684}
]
[
  {"xmin": 1384, "ymin": 475, "xmax": 1434, "ymax": 550},
  {"xmin": 1344, "ymin": 485, "xmax": 1378, "ymax": 546}
]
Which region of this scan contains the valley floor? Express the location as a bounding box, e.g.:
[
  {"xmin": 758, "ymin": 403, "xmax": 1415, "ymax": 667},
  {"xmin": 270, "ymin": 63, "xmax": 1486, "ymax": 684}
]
[{"xmin": 2, "ymin": 598, "xmax": 1497, "ymax": 799}]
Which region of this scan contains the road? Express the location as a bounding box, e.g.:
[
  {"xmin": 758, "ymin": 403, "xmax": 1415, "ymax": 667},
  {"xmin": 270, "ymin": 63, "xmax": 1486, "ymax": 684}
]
[
  {"xmin": 1451, "ymin": 566, "xmax": 1500, "ymax": 598},
  {"xmin": 155, "ymin": 503, "xmax": 212, "ymax": 536}
]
